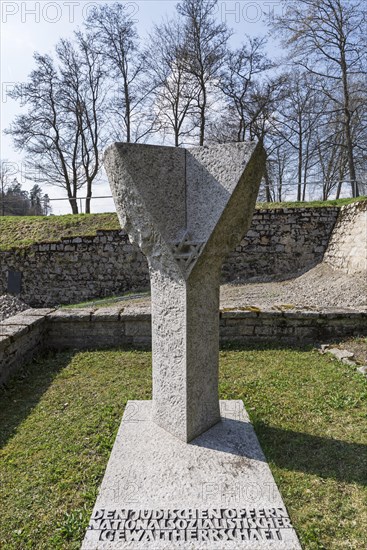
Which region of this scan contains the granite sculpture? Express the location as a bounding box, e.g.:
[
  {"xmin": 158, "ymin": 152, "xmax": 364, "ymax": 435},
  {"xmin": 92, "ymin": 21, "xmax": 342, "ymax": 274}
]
[{"xmin": 104, "ymin": 142, "xmax": 266, "ymax": 442}]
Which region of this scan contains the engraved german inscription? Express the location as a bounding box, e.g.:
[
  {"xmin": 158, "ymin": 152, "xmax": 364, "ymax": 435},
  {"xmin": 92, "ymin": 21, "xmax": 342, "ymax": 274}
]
[{"xmin": 88, "ymin": 507, "xmax": 293, "ymax": 543}]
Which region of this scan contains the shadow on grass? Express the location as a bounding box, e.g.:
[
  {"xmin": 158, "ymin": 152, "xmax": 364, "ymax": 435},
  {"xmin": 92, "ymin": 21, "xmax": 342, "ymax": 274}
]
[
  {"xmin": 0, "ymin": 350, "xmax": 75, "ymax": 449},
  {"xmin": 254, "ymin": 421, "xmax": 367, "ymax": 486},
  {"xmin": 0, "ymin": 345, "xmax": 149, "ymax": 451}
]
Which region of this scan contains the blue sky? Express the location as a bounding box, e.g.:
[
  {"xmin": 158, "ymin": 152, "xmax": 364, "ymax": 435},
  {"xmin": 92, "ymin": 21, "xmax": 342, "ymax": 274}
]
[{"xmin": 0, "ymin": 1, "xmax": 282, "ymax": 213}]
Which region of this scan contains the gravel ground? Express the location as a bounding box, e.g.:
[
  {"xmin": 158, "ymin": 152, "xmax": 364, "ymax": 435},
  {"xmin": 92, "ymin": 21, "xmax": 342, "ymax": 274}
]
[
  {"xmin": 220, "ymin": 263, "xmax": 367, "ymax": 311},
  {"xmin": 0, "ymin": 295, "xmax": 28, "ymax": 322},
  {"xmin": 121, "ymin": 263, "xmax": 366, "ymax": 312}
]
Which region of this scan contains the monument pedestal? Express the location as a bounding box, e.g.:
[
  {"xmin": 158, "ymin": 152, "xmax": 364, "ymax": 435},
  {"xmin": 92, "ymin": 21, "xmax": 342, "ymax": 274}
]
[{"xmin": 82, "ymin": 401, "xmax": 301, "ymax": 549}]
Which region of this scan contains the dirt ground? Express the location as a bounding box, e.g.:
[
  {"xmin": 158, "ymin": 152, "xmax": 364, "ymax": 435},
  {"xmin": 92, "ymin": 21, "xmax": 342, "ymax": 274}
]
[
  {"xmin": 220, "ymin": 263, "xmax": 367, "ymax": 311},
  {"xmin": 122, "ymin": 263, "xmax": 367, "ymax": 313}
]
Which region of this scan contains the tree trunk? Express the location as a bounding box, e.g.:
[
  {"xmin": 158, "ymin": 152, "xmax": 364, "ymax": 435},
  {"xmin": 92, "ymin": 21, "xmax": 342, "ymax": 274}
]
[
  {"xmin": 340, "ymin": 51, "xmax": 358, "ymax": 197},
  {"xmin": 85, "ymin": 178, "xmax": 92, "ymax": 214},
  {"xmin": 199, "ymin": 84, "xmax": 207, "ymax": 146},
  {"xmin": 1, "ymin": 181, "xmax": 4, "ymax": 216},
  {"xmin": 302, "ymin": 182, "xmax": 307, "ymax": 202},
  {"xmin": 124, "ymin": 71, "xmax": 131, "ymax": 143},
  {"xmin": 297, "ymin": 117, "xmax": 302, "ymax": 201},
  {"xmin": 336, "ymin": 162, "xmax": 345, "ymax": 199},
  {"xmin": 69, "ymin": 197, "xmax": 78, "ymax": 214},
  {"xmin": 297, "ymin": 146, "xmax": 302, "ymax": 201},
  {"xmin": 336, "ymin": 179, "xmax": 343, "ymax": 199},
  {"xmin": 278, "ymin": 179, "xmax": 282, "ymax": 203},
  {"xmin": 322, "ymin": 184, "xmax": 327, "ymax": 201},
  {"xmin": 264, "ymin": 165, "xmax": 272, "ymax": 202}
]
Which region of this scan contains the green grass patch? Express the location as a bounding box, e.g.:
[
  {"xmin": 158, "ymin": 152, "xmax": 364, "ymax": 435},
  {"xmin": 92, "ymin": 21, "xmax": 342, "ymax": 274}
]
[
  {"xmin": 258, "ymin": 196, "xmax": 366, "ymax": 209},
  {"xmin": 1, "ymin": 345, "xmax": 366, "ymax": 549},
  {"xmin": 0, "ymin": 349, "xmax": 152, "ymax": 549},
  {"xmin": 60, "ymin": 290, "xmax": 150, "ymax": 309},
  {"xmin": 1, "ymin": 197, "xmax": 366, "ymax": 251},
  {"xmin": 0, "ymin": 213, "xmax": 120, "ymax": 251}
]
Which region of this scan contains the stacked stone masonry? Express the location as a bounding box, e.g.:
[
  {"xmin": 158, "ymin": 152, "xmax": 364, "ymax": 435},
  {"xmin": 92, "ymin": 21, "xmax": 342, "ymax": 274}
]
[
  {"xmin": 324, "ymin": 200, "xmax": 367, "ymax": 274},
  {"xmin": 0, "ymin": 309, "xmax": 50, "ymax": 385},
  {"xmin": 223, "ymin": 206, "xmax": 339, "ymax": 281},
  {"xmin": 1, "ymin": 307, "xmax": 367, "ymax": 386},
  {"xmin": 0, "ymin": 231, "xmax": 150, "ymax": 307},
  {"xmin": 0, "ymin": 207, "xmax": 339, "ymax": 307}
]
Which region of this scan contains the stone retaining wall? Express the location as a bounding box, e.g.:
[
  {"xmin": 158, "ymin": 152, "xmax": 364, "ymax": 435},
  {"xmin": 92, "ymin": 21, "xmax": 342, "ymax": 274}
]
[
  {"xmin": 46, "ymin": 308, "xmax": 367, "ymax": 349},
  {"xmin": 0, "ymin": 207, "xmax": 339, "ymax": 306},
  {"xmin": 0, "ymin": 231, "xmax": 149, "ymax": 307},
  {"xmin": 222, "ymin": 207, "xmax": 339, "ymax": 281},
  {"xmin": 0, "ymin": 309, "xmax": 50, "ymax": 385},
  {"xmin": 324, "ymin": 201, "xmax": 367, "ymax": 274},
  {"xmin": 1, "ymin": 307, "xmax": 366, "ymax": 386}
]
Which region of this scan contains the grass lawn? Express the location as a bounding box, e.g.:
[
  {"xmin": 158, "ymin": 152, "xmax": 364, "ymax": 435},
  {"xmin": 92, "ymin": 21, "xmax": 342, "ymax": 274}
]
[
  {"xmin": 1, "ymin": 197, "xmax": 366, "ymax": 251},
  {"xmin": 60, "ymin": 290, "xmax": 150, "ymax": 309},
  {"xmin": 0, "ymin": 213, "xmax": 120, "ymax": 251},
  {"xmin": 258, "ymin": 196, "xmax": 366, "ymax": 210},
  {"xmin": 0, "ymin": 345, "xmax": 366, "ymax": 549}
]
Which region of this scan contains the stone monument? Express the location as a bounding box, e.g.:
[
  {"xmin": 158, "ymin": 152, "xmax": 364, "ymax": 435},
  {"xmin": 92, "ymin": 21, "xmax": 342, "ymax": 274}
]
[{"xmin": 82, "ymin": 142, "xmax": 302, "ymax": 549}]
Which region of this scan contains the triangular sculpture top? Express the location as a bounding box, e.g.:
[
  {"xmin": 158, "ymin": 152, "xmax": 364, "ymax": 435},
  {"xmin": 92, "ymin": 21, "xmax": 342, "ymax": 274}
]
[{"xmin": 105, "ymin": 142, "xmax": 262, "ymax": 279}]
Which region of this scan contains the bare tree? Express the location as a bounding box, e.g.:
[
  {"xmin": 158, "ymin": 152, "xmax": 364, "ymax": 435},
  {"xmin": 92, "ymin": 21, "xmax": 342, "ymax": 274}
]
[
  {"xmin": 6, "ymin": 34, "xmax": 106, "ymax": 214},
  {"xmin": 146, "ymin": 18, "xmax": 199, "ymax": 146},
  {"xmin": 57, "ymin": 33, "xmax": 107, "ymax": 213},
  {"xmin": 271, "ymin": 72, "xmax": 323, "ymax": 201},
  {"xmin": 208, "ymin": 61, "xmax": 286, "ymax": 201},
  {"xmin": 266, "ymin": 139, "xmax": 295, "ymax": 202},
  {"xmin": 218, "ymin": 37, "xmax": 273, "ymax": 142},
  {"xmin": 85, "ymin": 2, "xmax": 155, "ymax": 143},
  {"xmin": 314, "ymin": 112, "xmax": 348, "ymax": 199},
  {"xmin": 272, "ymin": 0, "xmax": 366, "ymax": 197},
  {"xmin": 350, "ymin": 78, "xmax": 367, "ymax": 194},
  {"xmin": 5, "ymin": 53, "xmax": 81, "ymax": 213},
  {"xmin": 177, "ymin": 0, "xmax": 231, "ymax": 145}
]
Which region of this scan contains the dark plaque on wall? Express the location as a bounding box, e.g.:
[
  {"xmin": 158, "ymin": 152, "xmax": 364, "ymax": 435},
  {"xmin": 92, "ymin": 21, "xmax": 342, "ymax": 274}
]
[{"xmin": 7, "ymin": 270, "xmax": 22, "ymax": 295}]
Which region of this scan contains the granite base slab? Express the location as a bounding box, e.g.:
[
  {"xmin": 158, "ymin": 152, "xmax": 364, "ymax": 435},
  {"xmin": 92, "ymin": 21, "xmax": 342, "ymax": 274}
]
[{"xmin": 82, "ymin": 400, "xmax": 301, "ymax": 549}]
